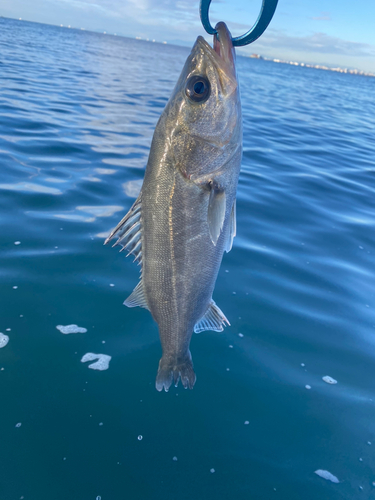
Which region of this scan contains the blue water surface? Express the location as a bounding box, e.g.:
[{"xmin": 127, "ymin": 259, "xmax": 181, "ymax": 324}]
[{"xmin": 1, "ymin": 17, "xmax": 375, "ymax": 500}]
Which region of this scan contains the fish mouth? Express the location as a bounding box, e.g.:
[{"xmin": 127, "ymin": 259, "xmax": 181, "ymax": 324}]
[
  {"xmin": 194, "ymin": 22, "xmax": 236, "ymax": 77},
  {"xmin": 213, "ymin": 22, "xmax": 236, "ymax": 74}
]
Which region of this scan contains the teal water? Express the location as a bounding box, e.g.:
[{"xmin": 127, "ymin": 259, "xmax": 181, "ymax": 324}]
[{"xmin": 1, "ymin": 17, "xmax": 375, "ymax": 500}]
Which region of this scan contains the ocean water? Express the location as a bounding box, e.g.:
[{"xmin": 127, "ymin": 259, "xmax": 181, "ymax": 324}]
[{"xmin": 1, "ymin": 16, "xmax": 375, "ymax": 500}]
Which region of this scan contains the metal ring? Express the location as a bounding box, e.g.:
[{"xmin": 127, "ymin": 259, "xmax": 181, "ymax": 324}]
[{"xmin": 199, "ymin": 0, "xmax": 278, "ymax": 47}]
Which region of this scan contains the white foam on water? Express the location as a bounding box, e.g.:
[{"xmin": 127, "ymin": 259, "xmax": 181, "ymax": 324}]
[
  {"xmin": 57, "ymin": 324, "xmax": 87, "ymax": 334},
  {"xmin": 14, "ymin": 241, "xmax": 21, "ymax": 245},
  {"xmin": 322, "ymin": 375, "xmax": 337, "ymax": 384},
  {"xmin": 314, "ymin": 470, "xmax": 339, "ymax": 483},
  {"xmin": 305, "ymin": 385, "xmax": 311, "ymax": 390},
  {"xmin": 81, "ymin": 353, "xmax": 111, "ymax": 370},
  {"xmin": 0, "ymin": 333, "xmax": 9, "ymax": 348}
]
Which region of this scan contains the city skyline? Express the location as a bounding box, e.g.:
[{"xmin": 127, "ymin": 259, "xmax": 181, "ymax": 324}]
[{"xmin": 2, "ymin": 0, "xmax": 375, "ymax": 73}]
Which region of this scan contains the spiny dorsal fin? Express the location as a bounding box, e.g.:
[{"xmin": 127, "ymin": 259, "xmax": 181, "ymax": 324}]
[
  {"xmin": 208, "ymin": 185, "xmax": 226, "ymax": 246},
  {"xmin": 225, "ymin": 200, "xmax": 236, "ymax": 253},
  {"xmin": 124, "ymin": 280, "xmax": 148, "ymax": 310},
  {"xmin": 104, "ymin": 192, "xmax": 142, "ymax": 266},
  {"xmin": 194, "ymin": 299, "xmax": 230, "ymax": 333}
]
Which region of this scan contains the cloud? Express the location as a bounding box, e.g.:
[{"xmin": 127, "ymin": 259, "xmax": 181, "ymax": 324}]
[
  {"xmin": 52, "ymin": 1, "xmax": 372, "ymax": 61},
  {"xmin": 249, "ymin": 29, "xmax": 375, "ymax": 58},
  {"xmin": 58, "ymin": 0, "xmax": 109, "ymax": 14},
  {"xmin": 54, "ymin": 0, "xmax": 202, "ymax": 34},
  {"xmin": 311, "ymin": 12, "xmax": 331, "ymax": 21},
  {"xmin": 57, "ymin": 0, "xmax": 199, "ymax": 21},
  {"xmin": 5, "ymin": 0, "xmax": 374, "ymax": 71},
  {"xmin": 53, "ymin": 0, "xmax": 250, "ymax": 36}
]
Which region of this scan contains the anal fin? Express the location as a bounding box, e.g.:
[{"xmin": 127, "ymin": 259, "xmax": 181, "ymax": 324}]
[{"xmin": 194, "ymin": 299, "xmax": 230, "ymax": 333}]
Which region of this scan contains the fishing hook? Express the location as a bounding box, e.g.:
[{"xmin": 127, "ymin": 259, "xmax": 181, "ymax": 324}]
[{"xmin": 199, "ymin": 0, "xmax": 278, "ymax": 46}]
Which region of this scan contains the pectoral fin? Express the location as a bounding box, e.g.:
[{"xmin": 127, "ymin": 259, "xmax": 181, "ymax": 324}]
[
  {"xmin": 208, "ymin": 186, "xmax": 226, "ymax": 246},
  {"xmin": 194, "ymin": 300, "xmax": 230, "ymax": 333},
  {"xmin": 224, "ymin": 200, "xmax": 236, "ymax": 253}
]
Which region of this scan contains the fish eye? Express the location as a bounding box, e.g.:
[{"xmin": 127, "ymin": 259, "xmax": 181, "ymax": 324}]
[{"xmin": 185, "ymin": 75, "xmax": 210, "ymax": 103}]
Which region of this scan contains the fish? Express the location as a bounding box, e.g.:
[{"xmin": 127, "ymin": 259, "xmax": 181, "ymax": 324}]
[{"xmin": 105, "ymin": 22, "xmax": 242, "ymax": 392}]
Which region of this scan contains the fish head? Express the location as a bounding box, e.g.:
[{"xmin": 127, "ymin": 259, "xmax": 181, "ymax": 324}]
[{"xmin": 163, "ymin": 22, "xmax": 242, "ymax": 179}]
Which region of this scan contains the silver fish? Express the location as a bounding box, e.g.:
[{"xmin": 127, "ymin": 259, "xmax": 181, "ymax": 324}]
[{"xmin": 105, "ymin": 22, "xmax": 242, "ymax": 392}]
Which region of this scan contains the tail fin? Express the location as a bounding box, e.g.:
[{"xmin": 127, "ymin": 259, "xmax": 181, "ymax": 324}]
[{"xmin": 155, "ymin": 352, "xmax": 196, "ymax": 392}]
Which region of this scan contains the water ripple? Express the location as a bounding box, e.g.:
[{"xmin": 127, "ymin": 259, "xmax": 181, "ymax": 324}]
[{"xmin": 1, "ymin": 17, "xmax": 375, "ymax": 500}]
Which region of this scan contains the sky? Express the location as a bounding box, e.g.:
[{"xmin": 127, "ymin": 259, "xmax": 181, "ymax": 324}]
[{"xmin": 2, "ymin": 0, "xmax": 375, "ymax": 72}]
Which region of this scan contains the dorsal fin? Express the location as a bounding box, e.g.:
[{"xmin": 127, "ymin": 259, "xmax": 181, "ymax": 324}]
[
  {"xmin": 105, "ymin": 193, "xmax": 146, "ymax": 309},
  {"xmin": 104, "ymin": 192, "xmax": 142, "ymax": 266},
  {"xmin": 194, "ymin": 300, "xmax": 230, "ymax": 333}
]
